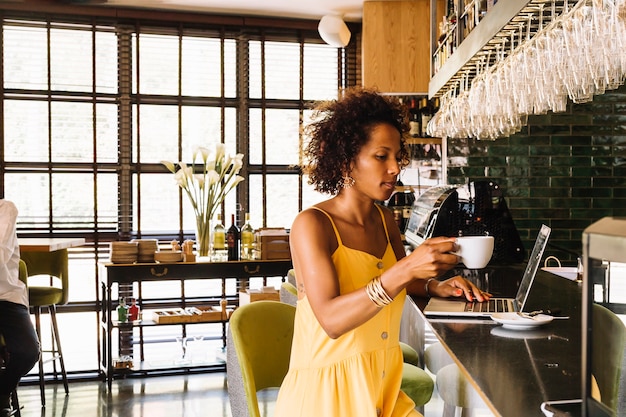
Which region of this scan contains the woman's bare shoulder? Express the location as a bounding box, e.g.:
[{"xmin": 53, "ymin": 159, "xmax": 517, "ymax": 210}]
[
  {"xmin": 291, "ymin": 205, "xmax": 337, "ymax": 251},
  {"xmin": 293, "ymin": 205, "xmax": 333, "ymax": 228}
]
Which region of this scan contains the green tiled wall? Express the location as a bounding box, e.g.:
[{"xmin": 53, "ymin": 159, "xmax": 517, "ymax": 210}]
[{"xmin": 447, "ymin": 85, "xmax": 626, "ymax": 264}]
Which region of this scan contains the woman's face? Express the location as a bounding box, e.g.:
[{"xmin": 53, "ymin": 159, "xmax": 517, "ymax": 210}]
[{"xmin": 349, "ymin": 123, "xmax": 402, "ymax": 202}]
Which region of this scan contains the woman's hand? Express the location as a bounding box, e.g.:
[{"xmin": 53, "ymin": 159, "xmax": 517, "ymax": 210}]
[
  {"xmin": 428, "ymin": 276, "xmax": 492, "ymax": 302},
  {"xmin": 402, "ymin": 236, "xmax": 459, "ymax": 279}
]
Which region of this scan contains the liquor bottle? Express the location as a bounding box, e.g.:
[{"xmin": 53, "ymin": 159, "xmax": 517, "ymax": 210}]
[
  {"xmin": 212, "ymin": 213, "xmax": 227, "ymax": 261},
  {"xmin": 420, "ymin": 98, "xmax": 432, "ymax": 137},
  {"xmin": 432, "ymin": 97, "xmax": 440, "ymax": 114},
  {"xmin": 386, "ymin": 180, "xmax": 414, "ymax": 237},
  {"xmin": 240, "ymin": 212, "xmax": 255, "ymax": 260},
  {"xmin": 408, "ymin": 98, "xmax": 420, "ymax": 138},
  {"xmin": 227, "ymin": 214, "xmax": 240, "ymax": 261},
  {"xmin": 128, "ymin": 297, "xmax": 140, "ymax": 321},
  {"xmin": 117, "ymin": 297, "xmax": 128, "ymax": 323}
]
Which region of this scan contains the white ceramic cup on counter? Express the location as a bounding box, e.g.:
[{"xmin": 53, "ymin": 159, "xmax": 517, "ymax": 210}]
[{"xmin": 454, "ymin": 236, "xmax": 494, "ymax": 269}]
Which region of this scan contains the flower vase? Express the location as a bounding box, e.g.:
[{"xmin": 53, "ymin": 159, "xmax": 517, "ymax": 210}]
[{"xmin": 195, "ymin": 218, "xmax": 212, "ymax": 258}]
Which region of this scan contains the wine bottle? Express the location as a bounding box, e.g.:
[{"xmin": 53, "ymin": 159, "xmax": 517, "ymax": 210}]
[
  {"xmin": 409, "ymin": 98, "xmax": 420, "ymax": 138},
  {"xmin": 240, "ymin": 212, "xmax": 255, "ymax": 260},
  {"xmin": 432, "ymin": 97, "xmax": 440, "ymax": 114},
  {"xmin": 128, "ymin": 297, "xmax": 140, "ymax": 321},
  {"xmin": 212, "ymin": 213, "xmax": 227, "ymax": 261},
  {"xmin": 117, "ymin": 297, "xmax": 128, "ymax": 323},
  {"xmin": 386, "ymin": 180, "xmax": 407, "ymax": 233},
  {"xmin": 420, "ymin": 98, "xmax": 432, "ymax": 137},
  {"xmin": 227, "ymin": 214, "xmax": 240, "ymax": 261}
]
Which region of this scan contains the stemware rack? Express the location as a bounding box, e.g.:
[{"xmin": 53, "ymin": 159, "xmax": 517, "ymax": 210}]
[{"xmin": 430, "ymin": 0, "xmax": 580, "ymax": 98}]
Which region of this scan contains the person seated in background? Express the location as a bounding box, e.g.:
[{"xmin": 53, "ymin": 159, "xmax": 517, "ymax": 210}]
[
  {"xmin": 0, "ymin": 199, "xmax": 39, "ymax": 417},
  {"xmin": 274, "ymin": 88, "xmax": 490, "ymax": 417}
]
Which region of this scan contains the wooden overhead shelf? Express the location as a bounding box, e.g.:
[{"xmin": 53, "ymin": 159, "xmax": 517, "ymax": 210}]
[{"xmin": 362, "ymin": 0, "xmax": 432, "ymax": 94}]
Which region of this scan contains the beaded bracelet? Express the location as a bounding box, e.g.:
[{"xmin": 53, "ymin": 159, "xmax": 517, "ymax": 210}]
[
  {"xmin": 424, "ymin": 278, "xmax": 436, "ymax": 297},
  {"xmin": 365, "ymin": 275, "xmax": 393, "ymax": 308}
]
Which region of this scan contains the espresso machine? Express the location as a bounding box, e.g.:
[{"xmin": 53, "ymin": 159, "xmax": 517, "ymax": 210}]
[{"xmin": 405, "ymin": 181, "xmax": 525, "ymax": 265}]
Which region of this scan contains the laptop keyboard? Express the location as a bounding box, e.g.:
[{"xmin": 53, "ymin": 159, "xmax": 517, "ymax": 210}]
[{"xmin": 464, "ymin": 298, "xmax": 511, "ymax": 313}]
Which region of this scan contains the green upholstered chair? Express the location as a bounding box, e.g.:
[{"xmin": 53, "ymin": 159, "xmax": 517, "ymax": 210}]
[
  {"xmin": 279, "ymin": 282, "xmax": 298, "ymax": 307},
  {"xmin": 20, "ymin": 250, "xmax": 70, "ymax": 406},
  {"xmin": 401, "ymin": 362, "xmax": 434, "ymax": 407},
  {"xmin": 398, "ymin": 342, "xmax": 434, "ymax": 407},
  {"xmin": 286, "ymin": 269, "xmax": 296, "ymax": 287},
  {"xmin": 18, "ymin": 259, "xmax": 27, "ymax": 286},
  {"xmin": 592, "ymin": 303, "xmax": 626, "ymax": 413},
  {"xmin": 227, "ymin": 301, "xmax": 295, "ymax": 417},
  {"xmin": 400, "ymin": 342, "xmax": 420, "ymax": 367}
]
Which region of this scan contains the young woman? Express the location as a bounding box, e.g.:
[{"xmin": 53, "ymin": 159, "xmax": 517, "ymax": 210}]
[{"xmin": 274, "ymin": 88, "xmax": 489, "ymax": 417}]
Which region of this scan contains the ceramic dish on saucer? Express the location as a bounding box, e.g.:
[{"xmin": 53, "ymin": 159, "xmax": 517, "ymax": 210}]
[{"xmin": 491, "ymin": 312, "xmax": 553, "ymax": 330}]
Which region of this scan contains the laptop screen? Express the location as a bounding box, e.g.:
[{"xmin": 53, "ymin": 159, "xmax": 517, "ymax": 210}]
[{"xmin": 515, "ymin": 224, "xmax": 551, "ymax": 312}]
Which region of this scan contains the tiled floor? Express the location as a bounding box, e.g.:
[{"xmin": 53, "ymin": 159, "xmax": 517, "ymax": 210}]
[
  {"xmin": 17, "ymin": 373, "xmax": 234, "ymax": 417},
  {"xmin": 14, "ymin": 371, "xmax": 494, "ymax": 417}
]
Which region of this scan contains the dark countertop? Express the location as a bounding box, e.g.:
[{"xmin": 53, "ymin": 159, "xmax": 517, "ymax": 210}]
[{"xmin": 406, "ymin": 266, "xmax": 583, "ymax": 417}]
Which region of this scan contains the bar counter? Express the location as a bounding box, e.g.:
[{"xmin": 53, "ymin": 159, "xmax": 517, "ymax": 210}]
[{"xmin": 402, "ymin": 266, "xmax": 583, "ymax": 417}]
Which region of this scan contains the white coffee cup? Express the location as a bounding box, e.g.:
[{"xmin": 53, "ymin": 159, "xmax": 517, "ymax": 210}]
[{"xmin": 454, "ymin": 236, "xmax": 494, "ymax": 269}]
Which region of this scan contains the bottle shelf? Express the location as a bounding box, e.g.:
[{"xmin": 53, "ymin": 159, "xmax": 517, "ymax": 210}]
[
  {"xmin": 406, "ymin": 137, "xmax": 442, "ymax": 145},
  {"xmin": 429, "ymin": 0, "xmax": 532, "ymax": 98}
]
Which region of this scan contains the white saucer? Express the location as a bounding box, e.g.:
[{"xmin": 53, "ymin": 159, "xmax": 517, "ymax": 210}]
[
  {"xmin": 491, "ymin": 312, "xmax": 553, "ymax": 330},
  {"xmin": 490, "ymin": 326, "xmax": 553, "ymax": 339}
]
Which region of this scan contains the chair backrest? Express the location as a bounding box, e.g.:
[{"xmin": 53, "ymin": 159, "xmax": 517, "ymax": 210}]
[
  {"xmin": 592, "ymin": 303, "xmax": 626, "ymax": 412},
  {"xmin": 279, "ymin": 282, "xmax": 297, "ymax": 307},
  {"xmin": 286, "ymin": 269, "xmax": 296, "ymax": 286},
  {"xmin": 18, "ymin": 259, "xmax": 28, "ymax": 285},
  {"xmin": 20, "ymin": 249, "xmax": 69, "ymax": 305},
  {"xmin": 227, "ymin": 300, "xmax": 296, "ymax": 417}
]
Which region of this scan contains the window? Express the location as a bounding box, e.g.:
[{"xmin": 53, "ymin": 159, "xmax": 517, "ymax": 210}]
[{"xmin": 1, "ymin": 11, "xmax": 356, "ymax": 375}]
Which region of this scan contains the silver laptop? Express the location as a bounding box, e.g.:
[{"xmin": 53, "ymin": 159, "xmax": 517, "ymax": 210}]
[{"xmin": 424, "ymin": 224, "xmax": 551, "ymax": 317}]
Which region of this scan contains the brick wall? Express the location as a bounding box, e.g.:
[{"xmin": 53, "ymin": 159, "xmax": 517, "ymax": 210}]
[{"xmin": 446, "ymin": 84, "xmax": 626, "ymax": 264}]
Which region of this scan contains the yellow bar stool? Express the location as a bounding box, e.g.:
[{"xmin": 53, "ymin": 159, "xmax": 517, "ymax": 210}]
[{"xmin": 20, "ymin": 251, "xmax": 69, "ymax": 407}]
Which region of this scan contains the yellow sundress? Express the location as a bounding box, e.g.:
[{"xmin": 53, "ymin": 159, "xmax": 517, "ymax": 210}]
[{"xmin": 275, "ymin": 205, "xmax": 420, "ymax": 417}]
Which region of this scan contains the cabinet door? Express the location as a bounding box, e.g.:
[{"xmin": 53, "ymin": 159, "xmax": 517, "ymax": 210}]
[{"xmin": 362, "ymin": 0, "xmax": 431, "ymax": 94}]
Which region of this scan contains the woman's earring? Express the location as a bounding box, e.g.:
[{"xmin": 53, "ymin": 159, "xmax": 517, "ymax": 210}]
[{"xmin": 340, "ymin": 175, "xmax": 355, "ymax": 188}]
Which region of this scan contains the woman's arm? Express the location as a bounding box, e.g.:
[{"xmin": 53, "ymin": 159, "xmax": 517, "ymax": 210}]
[
  {"xmin": 385, "ymin": 206, "xmax": 490, "ymax": 302},
  {"xmin": 290, "ymin": 209, "xmax": 386, "ymax": 339},
  {"xmin": 291, "ymin": 208, "xmax": 461, "ymax": 339}
]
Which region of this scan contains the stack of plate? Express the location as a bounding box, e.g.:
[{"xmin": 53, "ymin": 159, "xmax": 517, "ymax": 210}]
[
  {"xmin": 110, "ymin": 241, "xmax": 139, "ymax": 264},
  {"xmin": 132, "ymin": 239, "xmax": 159, "ymax": 263}
]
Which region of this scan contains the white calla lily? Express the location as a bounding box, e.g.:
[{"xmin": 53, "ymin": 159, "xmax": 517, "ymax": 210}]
[{"xmin": 162, "ymin": 143, "xmax": 245, "ymax": 257}]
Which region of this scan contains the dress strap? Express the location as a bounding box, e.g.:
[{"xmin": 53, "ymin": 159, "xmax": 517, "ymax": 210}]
[
  {"xmin": 309, "ymin": 207, "xmax": 343, "ymax": 247},
  {"xmin": 374, "ymin": 204, "xmax": 391, "ymax": 246},
  {"xmin": 310, "ymin": 205, "xmax": 390, "ymax": 248}
]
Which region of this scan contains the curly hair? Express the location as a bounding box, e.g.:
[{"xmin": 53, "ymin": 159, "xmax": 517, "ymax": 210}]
[{"xmin": 303, "ymin": 87, "xmax": 410, "ymax": 195}]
